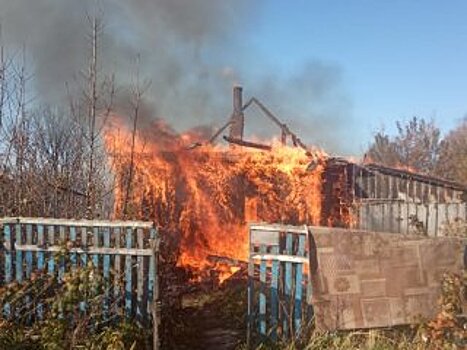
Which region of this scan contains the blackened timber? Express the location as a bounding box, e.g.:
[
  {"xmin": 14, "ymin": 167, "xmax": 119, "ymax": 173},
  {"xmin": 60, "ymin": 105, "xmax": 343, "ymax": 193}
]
[
  {"xmin": 223, "ymin": 136, "xmax": 272, "ymax": 151},
  {"xmin": 207, "ymin": 254, "xmax": 248, "ymax": 268}
]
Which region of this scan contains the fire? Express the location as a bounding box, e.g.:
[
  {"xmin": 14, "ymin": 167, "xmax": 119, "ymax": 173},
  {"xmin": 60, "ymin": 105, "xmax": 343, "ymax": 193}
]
[{"xmin": 105, "ymin": 116, "xmax": 326, "ymax": 282}]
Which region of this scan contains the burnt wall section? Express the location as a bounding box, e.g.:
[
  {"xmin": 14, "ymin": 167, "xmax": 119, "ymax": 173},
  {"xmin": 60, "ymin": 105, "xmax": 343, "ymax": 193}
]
[
  {"xmin": 322, "ymin": 159, "xmax": 467, "ymax": 236},
  {"xmin": 320, "ymin": 158, "xmax": 354, "ymax": 228}
]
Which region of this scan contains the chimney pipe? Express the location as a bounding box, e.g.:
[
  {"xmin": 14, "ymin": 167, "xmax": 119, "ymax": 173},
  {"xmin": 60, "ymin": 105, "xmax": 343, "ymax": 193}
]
[{"xmin": 229, "ymin": 86, "xmax": 244, "ymax": 141}]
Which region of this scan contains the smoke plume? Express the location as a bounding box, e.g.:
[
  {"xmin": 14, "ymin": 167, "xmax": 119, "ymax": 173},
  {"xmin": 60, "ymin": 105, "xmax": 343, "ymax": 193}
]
[{"xmin": 0, "ymin": 0, "xmax": 354, "ymax": 154}]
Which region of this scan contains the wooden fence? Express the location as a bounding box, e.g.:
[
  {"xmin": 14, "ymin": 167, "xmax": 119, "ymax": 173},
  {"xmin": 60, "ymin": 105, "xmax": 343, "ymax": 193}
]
[
  {"xmin": 247, "ymin": 222, "xmax": 466, "ymax": 344},
  {"xmin": 247, "ymin": 223, "xmax": 312, "ymax": 345},
  {"xmin": 0, "ymin": 217, "xmax": 160, "ymax": 337}
]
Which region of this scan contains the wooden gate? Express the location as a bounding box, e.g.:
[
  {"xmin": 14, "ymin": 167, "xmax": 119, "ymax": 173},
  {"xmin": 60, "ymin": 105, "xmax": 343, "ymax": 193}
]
[
  {"xmin": 247, "ymin": 223, "xmax": 312, "ymax": 344},
  {"xmin": 0, "ymin": 217, "xmax": 159, "ymax": 330}
]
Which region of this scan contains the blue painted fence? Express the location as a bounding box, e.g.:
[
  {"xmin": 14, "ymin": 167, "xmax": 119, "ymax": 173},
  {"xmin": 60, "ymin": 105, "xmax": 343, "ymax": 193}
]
[
  {"xmin": 247, "ymin": 223, "xmax": 313, "ymax": 344},
  {"xmin": 0, "ymin": 217, "xmax": 159, "ymax": 327}
]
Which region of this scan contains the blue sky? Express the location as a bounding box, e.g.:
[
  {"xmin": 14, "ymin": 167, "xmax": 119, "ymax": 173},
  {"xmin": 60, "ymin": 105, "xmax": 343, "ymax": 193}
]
[
  {"xmin": 3, "ymin": 1, "xmax": 466, "ymax": 156},
  {"xmin": 244, "ymin": 1, "xmax": 467, "ymax": 154}
]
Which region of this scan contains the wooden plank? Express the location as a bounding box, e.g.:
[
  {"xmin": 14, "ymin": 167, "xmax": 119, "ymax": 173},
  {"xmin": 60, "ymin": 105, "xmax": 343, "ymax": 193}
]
[
  {"xmin": 283, "ymin": 233, "xmax": 293, "ymax": 337},
  {"xmin": 114, "ymin": 227, "xmax": 122, "ymax": 317},
  {"xmin": 37, "ymin": 225, "xmax": 45, "ymax": 270},
  {"xmin": 247, "ymin": 229, "xmax": 255, "ymax": 347},
  {"xmin": 251, "ymin": 254, "xmax": 308, "ymax": 263},
  {"xmin": 366, "ymin": 172, "xmax": 373, "ymax": 230},
  {"xmin": 151, "ymin": 233, "xmax": 161, "ymax": 350},
  {"xmin": 69, "ymin": 226, "xmax": 77, "ymax": 270},
  {"xmin": 80, "ymin": 227, "xmax": 87, "ymax": 313},
  {"xmin": 405, "ymin": 179, "xmax": 411, "ymax": 234},
  {"xmin": 387, "ymin": 201, "xmax": 395, "ymax": 233},
  {"xmin": 435, "ymin": 186, "xmax": 440, "ymax": 237},
  {"xmin": 3, "ymin": 224, "xmax": 12, "ymax": 317},
  {"xmin": 251, "ymin": 229, "xmax": 280, "ymax": 246},
  {"xmin": 270, "ymin": 245, "xmax": 279, "ymax": 340},
  {"xmin": 418, "ymin": 203, "xmax": 428, "ymax": 235},
  {"xmin": 359, "ymin": 203, "xmax": 367, "ymax": 231},
  {"xmin": 447, "ymin": 203, "xmax": 458, "ymax": 223},
  {"xmin": 14, "ymin": 245, "xmax": 153, "ymax": 256},
  {"xmin": 25, "ymin": 224, "xmax": 33, "ymax": 323},
  {"xmin": 25, "ymin": 224, "xmax": 33, "ymax": 279},
  {"xmin": 372, "ymin": 203, "xmax": 383, "ymax": 232},
  {"xmin": 258, "ymin": 244, "xmax": 267, "ymax": 336},
  {"xmin": 395, "ymin": 178, "xmax": 402, "ymax": 233},
  {"xmin": 92, "ymin": 227, "xmax": 99, "ymax": 268},
  {"xmin": 407, "ymin": 202, "xmax": 418, "ymax": 235},
  {"xmin": 250, "ymin": 224, "xmax": 308, "ymax": 234},
  {"xmin": 374, "ymin": 172, "xmax": 380, "ymax": 199},
  {"xmin": 14, "ymin": 224, "xmax": 23, "ymax": 320},
  {"xmin": 427, "ymin": 203, "xmax": 437, "ymax": 237},
  {"xmin": 136, "ymin": 228, "xmax": 145, "ymax": 323},
  {"xmin": 80, "ymin": 227, "xmax": 88, "ymax": 267},
  {"xmin": 437, "ymin": 203, "xmax": 448, "ymax": 236},
  {"xmin": 125, "ymin": 228, "xmax": 133, "ymax": 317},
  {"xmin": 36, "ymin": 224, "xmax": 45, "ymax": 320},
  {"xmin": 103, "ymin": 227, "xmax": 111, "ymax": 321},
  {"xmin": 47, "ymin": 226, "xmax": 55, "ymax": 276},
  {"xmin": 15, "ymin": 223, "xmax": 23, "ymax": 283},
  {"xmin": 460, "ymin": 202, "xmax": 467, "ymax": 221},
  {"xmin": 392, "ymin": 201, "xmax": 402, "ymax": 234},
  {"xmin": 378, "ymin": 178, "xmax": 392, "ymax": 232},
  {"xmin": 0, "ymin": 217, "xmax": 153, "ymax": 228},
  {"xmin": 306, "ymin": 230, "xmax": 315, "ymax": 321},
  {"xmin": 147, "ymin": 228, "xmax": 156, "ymax": 319},
  {"xmin": 294, "ymin": 234, "xmax": 305, "ymax": 333},
  {"xmin": 59, "ymin": 225, "xmax": 66, "ymax": 281}
]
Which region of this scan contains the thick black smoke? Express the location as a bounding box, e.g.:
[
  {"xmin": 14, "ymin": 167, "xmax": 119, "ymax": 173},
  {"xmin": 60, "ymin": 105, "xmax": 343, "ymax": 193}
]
[{"xmin": 0, "ymin": 0, "xmax": 354, "ymax": 154}]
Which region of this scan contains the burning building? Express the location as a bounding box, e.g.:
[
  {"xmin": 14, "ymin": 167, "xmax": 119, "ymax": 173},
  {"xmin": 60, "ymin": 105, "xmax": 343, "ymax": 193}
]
[
  {"xmin": 322, "ymin": 158, "xmax": 466, "ymax": 236},
  {"xmin": 105, "ymin": 86, "xmax": 466, "ymax": 282}
]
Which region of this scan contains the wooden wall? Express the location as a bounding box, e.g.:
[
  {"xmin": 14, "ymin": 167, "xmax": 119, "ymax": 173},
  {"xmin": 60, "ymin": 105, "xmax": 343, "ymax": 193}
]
[{"xmin": 352, "ymin": 166, "xmax": 466, "ymax": 236}]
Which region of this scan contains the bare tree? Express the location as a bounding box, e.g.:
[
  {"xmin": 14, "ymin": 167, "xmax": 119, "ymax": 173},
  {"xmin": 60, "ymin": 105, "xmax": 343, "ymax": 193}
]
[
  {"xmin": 436, "ymin": 117, "xmax": 467, "ymax": 185},
  {"xmin": 73, "ymin": 11, "xmax": 115, "ymax": 219},
  {"xmin": 366, "ymin": 117, "xmax": 441, "ymax": 174},
  {"xmin": 0, "ymin": 12, "xmax": 115, "ymax": 219},
  {"xmin": 122, "ymin": 57, "xmax": 151, "ymax": 218}
]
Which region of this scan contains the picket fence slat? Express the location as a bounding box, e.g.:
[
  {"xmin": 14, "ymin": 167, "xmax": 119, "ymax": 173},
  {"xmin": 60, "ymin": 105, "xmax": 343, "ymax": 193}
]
[
  {"xmin": 270, "ymin": 245, "xmax": 279, "ymax": 340},
  {"xmin": 0, "ymin": 218, "xmax": 158, "ymax": 329},
  {"xmin": 103, "ymin": 227, "xmax": 111, "ymax": 321},
  {"xmin": 36, "ymin": 225, "xmax": 45, "ymax": 320},
  {"xmin": 258, "ymin": 244, "xmax": 267, "ymax": 336},
  {"xmin": 136, "ymin": 228, "xmax": 144, "ymax": 323},
  {"xmin": 59, "ymin": 226, "xmax": 66, "ymax": 282},
  {"xmin": 79, "ymin": 227, "xmax": 87, "ymax": 313},
  {"xmin": 114, "ymin": 227, "xmax": 121, "ymax": 316},
  {"xmin": 248, "ymin": 224, "xmax": 310, "ymax": 344},
  {"xmin": 283, "ymin": 233, "xmax": 293, "ymax": 337},
  {"xmin": 4, "ymin": 224, "xmax": 12, "ymax": 317},
  {"xmin": 125, "ymin": 228, "xmax": 133, "ymax": 317},
  {"xmin": 70, "ymin": 226, "xmax": 77, "ymax": 270},
  {"xmin": 247, "ymin": 235, "xmax": 255, "ymax": 347},
  {"xmin": 47, "ymin": 226, "xmax": 55, "ymax": 276},
  {"xmin": 25, "ymin": 225, "xmax": 33, "ymax": 279},
  {"xmin": 93, "ymin": 227, "xmax": 99, "ymax": 269},
  {"xmin": 15, "ymin": 224, "xmax": 23, "ymax": 283},
  {"xmin": 147, "ymin": 228, "xmax": 156, "ymax": 318},
  {"xmin": 294, "ymin": 235, "xmax": 305, "ymax": 332},
  {"xmin": 14, "ymin": 245, "xmax": 153, "ymax": 256}
]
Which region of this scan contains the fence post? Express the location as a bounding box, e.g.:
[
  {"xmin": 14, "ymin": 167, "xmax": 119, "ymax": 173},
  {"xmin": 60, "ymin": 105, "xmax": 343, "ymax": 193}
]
[{"xmin": 151, "ymin": 234, "xmax": 160, "ymax": 350}]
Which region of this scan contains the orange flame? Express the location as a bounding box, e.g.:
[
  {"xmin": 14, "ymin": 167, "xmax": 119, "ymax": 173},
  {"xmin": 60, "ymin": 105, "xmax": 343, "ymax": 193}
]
[{"xmin": 105, "ymin": 117, "xmax": 327, "ymax": 282}]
